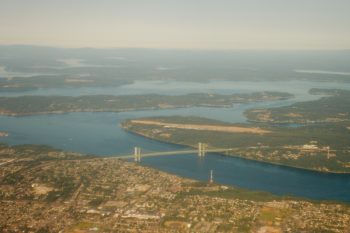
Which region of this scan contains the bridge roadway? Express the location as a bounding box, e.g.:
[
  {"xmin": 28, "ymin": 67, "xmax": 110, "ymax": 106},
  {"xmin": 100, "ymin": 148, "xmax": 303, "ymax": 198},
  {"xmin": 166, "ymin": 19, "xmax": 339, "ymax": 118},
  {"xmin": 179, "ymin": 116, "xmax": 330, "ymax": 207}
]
[{"xmin": 107, "ymin": 148, "xmax": 233, "ymax": 160}]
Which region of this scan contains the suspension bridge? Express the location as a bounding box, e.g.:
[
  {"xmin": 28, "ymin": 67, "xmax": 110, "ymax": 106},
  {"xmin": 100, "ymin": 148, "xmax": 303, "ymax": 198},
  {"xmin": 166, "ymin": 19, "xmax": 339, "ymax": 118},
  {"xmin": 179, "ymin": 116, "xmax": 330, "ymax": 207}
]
[{"xmin": 107, "ymin": 142, "xmax": 234, "ymax": 162}]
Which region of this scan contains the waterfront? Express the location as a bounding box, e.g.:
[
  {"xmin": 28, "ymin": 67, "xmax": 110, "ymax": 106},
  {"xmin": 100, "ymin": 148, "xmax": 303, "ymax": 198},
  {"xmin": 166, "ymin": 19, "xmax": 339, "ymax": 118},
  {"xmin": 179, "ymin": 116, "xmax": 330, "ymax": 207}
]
[
  {"xmin": 1, "ymin": 109, "xmax": 350, "ymax": 202},
  {"xmin": 1, "ymin": 80, "xmax": 350, "ymax": 202}
]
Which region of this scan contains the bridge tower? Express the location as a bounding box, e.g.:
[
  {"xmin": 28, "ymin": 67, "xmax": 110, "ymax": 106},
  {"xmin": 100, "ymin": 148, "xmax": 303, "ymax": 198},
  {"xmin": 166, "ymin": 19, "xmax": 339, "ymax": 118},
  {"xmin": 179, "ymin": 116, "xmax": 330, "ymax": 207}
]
[
  {"xmin": 198, "ymin": 142, "xmax": 206, "ymax": 157},
  {"xmin": 327, "ymin": 146, "xmax": 330, "ymax": 159},
  {"xmin": 134, "ymin": 147, "xmax": 141, "ymax": 162}
]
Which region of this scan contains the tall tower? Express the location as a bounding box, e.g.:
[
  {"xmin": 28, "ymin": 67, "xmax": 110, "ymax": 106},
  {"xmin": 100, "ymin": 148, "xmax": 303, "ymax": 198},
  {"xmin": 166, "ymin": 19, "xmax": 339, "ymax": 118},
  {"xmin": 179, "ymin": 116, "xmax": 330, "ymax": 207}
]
[{"xmin": 209, "ymin": 170, "xmax": 214, "ymax": 184}]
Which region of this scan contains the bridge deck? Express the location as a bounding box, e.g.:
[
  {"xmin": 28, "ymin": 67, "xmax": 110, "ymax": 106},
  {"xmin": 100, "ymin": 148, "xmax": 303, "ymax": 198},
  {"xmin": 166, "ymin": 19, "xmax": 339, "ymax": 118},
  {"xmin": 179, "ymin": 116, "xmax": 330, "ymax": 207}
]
[{"xmin": 107, "ymin": 148, "xmax": 233, "ymax": 159}]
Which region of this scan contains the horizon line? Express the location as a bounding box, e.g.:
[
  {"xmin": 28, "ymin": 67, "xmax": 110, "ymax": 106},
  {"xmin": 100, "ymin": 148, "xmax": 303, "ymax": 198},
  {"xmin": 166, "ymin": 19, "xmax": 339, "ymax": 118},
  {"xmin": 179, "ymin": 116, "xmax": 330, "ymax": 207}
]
[{"xmin": 0, "ymin": 44, "xmax": 349, "ymax": 52}]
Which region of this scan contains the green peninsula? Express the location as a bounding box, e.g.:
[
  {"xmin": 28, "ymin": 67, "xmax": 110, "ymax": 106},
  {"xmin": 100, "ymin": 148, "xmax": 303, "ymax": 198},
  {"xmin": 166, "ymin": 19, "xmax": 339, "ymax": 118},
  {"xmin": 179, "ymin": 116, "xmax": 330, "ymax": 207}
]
[
  {"xmin": 0, "ymin": 92, "xmax": 292, "ymax": 116},
  {"xmin": 0, "ymin": 75, "xmax": 132, "ymax": 91},
  {"xmin": 245, "ymin": 89, "xmax": 350, "ymax": 124},
  {"xmin": 123, "ymin": 115, "xmax": 350, "ymax": 173}
]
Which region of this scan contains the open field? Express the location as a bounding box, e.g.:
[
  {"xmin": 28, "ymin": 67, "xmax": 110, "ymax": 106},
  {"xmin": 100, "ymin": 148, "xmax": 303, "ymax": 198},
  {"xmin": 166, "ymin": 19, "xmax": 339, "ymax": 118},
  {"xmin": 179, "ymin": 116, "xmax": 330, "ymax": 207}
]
[{"xmin": 129, "ymin": 119, "xmax": 270, "ymax": 135}]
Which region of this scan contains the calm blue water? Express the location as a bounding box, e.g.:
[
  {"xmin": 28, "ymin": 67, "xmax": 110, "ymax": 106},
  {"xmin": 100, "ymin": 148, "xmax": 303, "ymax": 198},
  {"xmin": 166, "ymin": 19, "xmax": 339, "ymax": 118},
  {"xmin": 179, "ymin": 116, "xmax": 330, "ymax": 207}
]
[
  {"xmin": 1, "ymin": 109, "xmax": 350, "ymax": 202},
  {"xmin": 1, "ymin": 80, "xmax": 350, "ymax": 202}
]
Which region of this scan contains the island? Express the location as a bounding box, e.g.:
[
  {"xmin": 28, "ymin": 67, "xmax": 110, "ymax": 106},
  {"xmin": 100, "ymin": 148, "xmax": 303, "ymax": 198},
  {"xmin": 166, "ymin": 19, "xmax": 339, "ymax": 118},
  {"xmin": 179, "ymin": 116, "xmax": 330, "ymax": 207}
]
[
  {"xmin": 0, "ymin": 132, "xmax": 8, "ymax": 137},
  {"xmin": 122, "ymin": 115, "xmax": 350, "ymax": 173},
  {"xmin": 0, "ymin": 92, "xmax": 293, "ymax": 116},
  {"xmin": 0, "ymin": 144, "xmax": 349, "ymax": 232}
]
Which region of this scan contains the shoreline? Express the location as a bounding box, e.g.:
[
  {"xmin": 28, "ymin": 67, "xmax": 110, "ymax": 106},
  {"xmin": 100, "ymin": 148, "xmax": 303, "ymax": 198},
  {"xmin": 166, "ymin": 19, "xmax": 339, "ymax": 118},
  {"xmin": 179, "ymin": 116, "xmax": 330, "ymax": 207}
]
[
  {"xmin": 122, "ymin": 127, "xmax": 350, "ymax": 175},
  {"xmin": 2, "ymin": 142, "xmax": 350, "ymax": 204},
  {"xmin": 0, "ymin": 92, "xmax": 294, "ymax": 116}
]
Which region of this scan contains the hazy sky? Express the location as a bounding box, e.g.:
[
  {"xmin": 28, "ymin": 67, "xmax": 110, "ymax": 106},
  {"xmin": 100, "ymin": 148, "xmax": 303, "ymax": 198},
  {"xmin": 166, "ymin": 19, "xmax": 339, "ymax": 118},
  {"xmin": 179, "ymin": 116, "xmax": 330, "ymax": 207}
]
[{"xmin": 1, "ymin": 0, "xmax": 349, "ymax": 49}]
